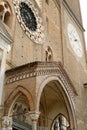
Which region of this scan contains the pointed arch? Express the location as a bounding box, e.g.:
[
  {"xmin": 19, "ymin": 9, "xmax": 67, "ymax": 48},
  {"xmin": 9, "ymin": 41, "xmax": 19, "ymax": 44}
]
[
  {"xmin": 36, "ymin": 76, "xmax": 77, "ymax": 130},
  {"xmin": 4, "ymin": 85, "xmax": 34, "ymax": 115}
]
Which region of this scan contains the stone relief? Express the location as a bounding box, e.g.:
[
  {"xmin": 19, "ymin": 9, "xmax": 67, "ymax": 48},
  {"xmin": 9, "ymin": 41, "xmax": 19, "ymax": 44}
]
[
  {"xmin": 13, "ymin": 102, "xmax": 30, "ymax": 123},
  {"xmin": 2, "ymin": 116, "xmax": 12, "ymax": 129}
]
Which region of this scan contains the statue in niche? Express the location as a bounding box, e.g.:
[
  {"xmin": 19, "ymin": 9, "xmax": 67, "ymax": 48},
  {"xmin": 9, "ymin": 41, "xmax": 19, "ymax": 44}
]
[{"xmin": 45, "ymin": 46, "xmax": 53, "ymax": 62}]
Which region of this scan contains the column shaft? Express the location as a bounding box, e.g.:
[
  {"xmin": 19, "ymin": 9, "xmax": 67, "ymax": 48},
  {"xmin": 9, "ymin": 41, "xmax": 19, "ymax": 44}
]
[{"xmin": 29, "ymin": 111, "xmax": 40, "ymax": 130}]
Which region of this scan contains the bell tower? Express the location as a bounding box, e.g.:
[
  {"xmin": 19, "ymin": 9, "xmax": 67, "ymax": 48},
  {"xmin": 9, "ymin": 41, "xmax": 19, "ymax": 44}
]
[
  {"xmin": 61, "ymin": 0, "xmax": 87, "ymax": 130},
  {"xmin": 61, "ymin": 0, "xmax": 86, "ymax": 69}
]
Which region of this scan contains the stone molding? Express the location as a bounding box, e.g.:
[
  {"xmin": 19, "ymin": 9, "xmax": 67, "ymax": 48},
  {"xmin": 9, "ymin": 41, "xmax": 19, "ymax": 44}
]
[
  {"xmin": 62, "ymin": 0, "xmax": 85, "ymax": 32},
  {"xmin": 5, "ymin": 62, "xmax": 77, "ymax": 99},
  {"xmin": 6, "ymin": 62, "xmax": 63, "ymax": 84}
]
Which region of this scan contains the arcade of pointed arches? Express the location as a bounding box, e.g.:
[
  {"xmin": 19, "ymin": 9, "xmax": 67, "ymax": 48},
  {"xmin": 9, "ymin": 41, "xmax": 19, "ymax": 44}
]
[{"xmin": 4, "ymin": 75, "xmax": 77, "ymax": 130}]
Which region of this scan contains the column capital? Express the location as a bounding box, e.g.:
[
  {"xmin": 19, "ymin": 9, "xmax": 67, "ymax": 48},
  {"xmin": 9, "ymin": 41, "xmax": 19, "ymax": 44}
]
[
  {"xmin": 29, "ymin": 111, "xmax": 40, "ymax": 122},
  {"xmin": 2, "ymin": 116, "xmax": 12, "ymax": 129}
]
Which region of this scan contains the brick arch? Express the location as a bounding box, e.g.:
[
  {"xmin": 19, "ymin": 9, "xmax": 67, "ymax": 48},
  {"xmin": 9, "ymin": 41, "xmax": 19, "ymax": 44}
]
[
  {"xmin": 4, "ymin": 85, "xmax": 34, "ymax": 115},
  {"xmin": 36, "ymin": 76, "xmax": 77, "ymax": 130}
]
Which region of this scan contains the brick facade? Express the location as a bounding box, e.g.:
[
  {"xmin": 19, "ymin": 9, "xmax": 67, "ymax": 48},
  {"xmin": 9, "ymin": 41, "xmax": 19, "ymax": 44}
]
[{"xmin": 0, "ymin": 0, "xmax": 87, "ymax": 130}]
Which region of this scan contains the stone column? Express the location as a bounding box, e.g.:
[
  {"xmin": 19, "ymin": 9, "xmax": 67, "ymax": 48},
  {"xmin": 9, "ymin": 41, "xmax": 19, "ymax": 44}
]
[
  {"xmin": 2, "ymin": 116, "xmax": 12, "ymax": 130},
  {"xmin": 0, "ymin": 38, "xmax": 12, "ymax": 106},
  {"xmin": 0, "ymin": 21, "xmax": 13, "ymax": 130},
  {"xmin": 29, "ymin": 111, "xmax": 40, "ymax": 130},
  {"xmin": 0, "ymin": 49, "xmax": 7, "ymax": 105}
]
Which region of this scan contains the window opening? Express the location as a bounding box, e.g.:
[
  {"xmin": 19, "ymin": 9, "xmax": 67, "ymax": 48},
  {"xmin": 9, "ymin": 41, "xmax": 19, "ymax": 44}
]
[{"xmin": 0, "ymin": 1, "xmax": 11, "ymax": 26}]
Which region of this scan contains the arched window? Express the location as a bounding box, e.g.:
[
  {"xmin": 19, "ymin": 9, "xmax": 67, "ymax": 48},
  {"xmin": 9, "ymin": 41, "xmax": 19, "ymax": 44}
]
[
  {"xmin": 45, "ymin": 46, "xmax": 53, "ymax": 62},
  {"xmin": 0, "ymin": 1, "xmax": 11, "ymax": 27},
  {"xmin": 52, "ymin": 114, "xmax": 70, "ymax": 130}
]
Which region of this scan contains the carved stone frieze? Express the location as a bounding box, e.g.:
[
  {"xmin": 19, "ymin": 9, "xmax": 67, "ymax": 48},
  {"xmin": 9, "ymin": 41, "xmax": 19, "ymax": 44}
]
[
  {"xmin": 5, "ymin": 62, "xmax": 61, "ymax": 84},
  {"xmin": 5, "ymin": 62, "xmax": 77, "ymax": 103}
]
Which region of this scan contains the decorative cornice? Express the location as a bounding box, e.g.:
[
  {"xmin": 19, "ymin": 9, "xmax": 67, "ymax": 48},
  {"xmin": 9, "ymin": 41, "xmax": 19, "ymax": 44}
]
[
  {"xmin": 5, "ymin": 62, "xmax": 60, "ymax": 84},
  {"xmin": 5, "ymin": 61, "xmax": 77, "ymax": 97},
  {"xmin": 62, "ymin": 0, "xmax": 85, "ymax": 32}
]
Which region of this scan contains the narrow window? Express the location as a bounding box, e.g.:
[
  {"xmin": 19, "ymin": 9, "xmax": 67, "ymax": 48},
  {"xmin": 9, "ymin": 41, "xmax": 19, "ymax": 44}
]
[{"xmin": 0, "ymin": 1, "xmax": 12, "ymax": 27}]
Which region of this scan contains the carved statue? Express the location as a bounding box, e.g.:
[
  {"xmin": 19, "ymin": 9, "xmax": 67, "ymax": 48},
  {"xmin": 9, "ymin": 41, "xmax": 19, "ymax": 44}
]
[{"xmin": 45, "ymin": 46, "xmax": 52, "ymax": 62}]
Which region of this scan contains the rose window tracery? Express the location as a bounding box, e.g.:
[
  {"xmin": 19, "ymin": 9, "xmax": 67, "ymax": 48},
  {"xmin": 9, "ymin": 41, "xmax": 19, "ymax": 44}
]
[{"xmin": 13, "ymin": 0, "xmax": 45, "ymax": 44}]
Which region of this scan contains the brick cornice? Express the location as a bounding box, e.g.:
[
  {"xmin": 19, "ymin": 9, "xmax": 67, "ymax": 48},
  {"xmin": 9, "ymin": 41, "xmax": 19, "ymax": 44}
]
[{"xmin": 5, "ymin": 61, "xmax": 77, "ymax": 97}]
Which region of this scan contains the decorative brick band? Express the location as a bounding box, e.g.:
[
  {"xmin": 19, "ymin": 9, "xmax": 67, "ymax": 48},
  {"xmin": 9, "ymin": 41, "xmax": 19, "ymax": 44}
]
[{"xmin": 5, "ymin": 62, "xmax": 77, "ymax": 98}]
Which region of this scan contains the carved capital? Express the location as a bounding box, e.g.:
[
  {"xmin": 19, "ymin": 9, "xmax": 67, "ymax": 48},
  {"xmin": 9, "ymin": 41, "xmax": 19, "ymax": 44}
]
[
  {"xmin": 29, "ymin": 111, "xmax": 40, "ymax": 122},
  {"xmin": 2, "ymin": 116, "xmax": 12, "ymax": 129}
]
